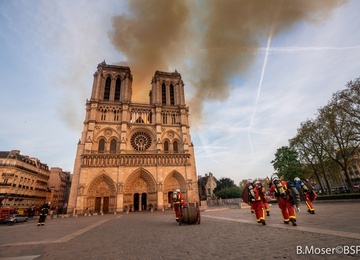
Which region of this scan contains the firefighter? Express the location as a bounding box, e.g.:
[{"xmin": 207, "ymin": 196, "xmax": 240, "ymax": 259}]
[
  {"xmin": 242, "ymin": 179, "xmax": 266, "ymax": 225},
  {"xmin": 269, "ymin": 174, "xmax": 297, "ymax": 226},
  {"xmin": 37, "ymin": 202, "xmax": 50, "ymax": 226},
  {"xmin": 255, "ymin": 180, "xmax": 270, "ymax": 216},
  {"xmin": 172, "ymin": 189, "xmax": 186, "ymax": 222},
  {"xmin": 294, "ymin": 177, "xmax": 317, "ymax": 214}
]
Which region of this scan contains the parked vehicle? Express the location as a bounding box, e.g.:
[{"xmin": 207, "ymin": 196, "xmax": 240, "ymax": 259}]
[
  {"xmin": 3, "ymin": 214, "xmax": 28, "ymax": 224},
  {"xmin": 0, "ymin": 207, "xmax": 11, "ymax": 222},
  {"xmin": 333, "ymin": 186, "xmax": 350, "ymax": 194}
]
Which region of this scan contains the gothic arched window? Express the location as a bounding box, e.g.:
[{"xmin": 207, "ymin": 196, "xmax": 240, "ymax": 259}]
[
  {"xmin": 170, "ymin": 84, "xmax": 175, "ymax": 105},
  {"xmin": 173, "ymin": 140, "xmax": 179, "ymax": 153},
  {"xmin": 162, "ymin": 83, "xmax": 166, "ymax": 105},
  {"xmin": 115, "ymin": 78, "xmax": 121, "ymax": 101},
  {"xmin": 104, "ymin": 77, "xmax": 111, "ymax": 100},
  {"xmin": 164, "ymin": 140, "xmax": 169, "ymax": 153},
  {"xmin": 98, "ymin": 139, "xmax": 105, "ymax": 153},
  {"xmin": 173, "ymin": 141, "xmax": 179, "ymax": 153},
  {"xmin": 110, "ymin": 139, "xmax": 117, "ymax": 153}
]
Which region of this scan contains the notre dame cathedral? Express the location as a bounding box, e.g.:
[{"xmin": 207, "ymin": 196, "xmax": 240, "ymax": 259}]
[{"xmin": 67, "ymin": 61, "xmax": 199, "ymax": 214}]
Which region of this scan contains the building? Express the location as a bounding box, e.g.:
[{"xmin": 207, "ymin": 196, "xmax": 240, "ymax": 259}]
[
  {"xmin": 48, "ymin": 167, "xmax": 71, "ymax": 214},
  {"xmin": 0, "ymin": 150, "xmax": 50, "ymax": 214},
  {"xmin": 67, "ymin": 61, "xmax": 199, "ymax": 214},
  {"xmin": 198, "ymin": 172, "xmax": 217, "ymax": 200}
]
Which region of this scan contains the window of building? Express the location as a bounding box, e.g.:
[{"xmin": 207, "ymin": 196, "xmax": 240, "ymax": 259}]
[
  {"xmin": 162, "ymin": 113, "xmax": 167, "ymax": 124},
  {"xmin": 104, "ymin": 77, "xmax": 111, "ymax": 100},
  {"xmin": 136, "ymin": 116, "xmax": 145, "ymax": 123},
  {"xmin": 173, "ymin": 141, "xmax": 179, "ymax": 153},
  {"xmin": 171, "ymin": 112, "xmax": 176, "ymax": 124},
  {"xmin": 162, "ymin": 83, "xmax": 166, "ymax": 105},
  {"xmin": 114, "ymin": 110, "xmax": 120, "ymax": 121},
  {"xmin": 147, "ymin": 112, "xmax": 152, "ymax": 124},
  {"xmin": 170, "ymin": 84, "xmax": 174, "ymax": 105},
  {"xmin": 110, "ymin": 139, "xmax": 117, "ymax": 153},
  {"xmin": 101, "ymin": 109, "xmax": 107, "ymax": 121},
  {"xmin": 130, "ymin": 131, "xmax": 152, "ymax": 151},
  {"xmin": 115, "ymin": 78, "xmax": 121, "ymax": 101},
  {"xmin": 164, "ymin": 141, "xmax": 169, "ymax": 153},
  {"xmin": 98, "ymin": 139, "xmax": 105, "ymax": 153}
]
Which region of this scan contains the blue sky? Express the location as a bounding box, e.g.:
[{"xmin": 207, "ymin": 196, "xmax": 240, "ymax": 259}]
[{"xmin": 1, "ymin": 0, "xmax": 359, "ymax": 185}]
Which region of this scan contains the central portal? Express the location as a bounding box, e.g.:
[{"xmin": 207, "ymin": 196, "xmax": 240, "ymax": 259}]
[{"xmin": 133, "ymin": 193, "xmax": 147, "ymax": 211}]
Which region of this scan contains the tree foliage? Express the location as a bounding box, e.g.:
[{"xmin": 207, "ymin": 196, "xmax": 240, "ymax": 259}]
[
  {"xmin": 271, "ymin": 146, "xmax": 306, "ymax": 181},
  {"xmin": 214, "ymin": 186, "xmax": 241, "ymax": 199},
  {"xmin": 214, "ymin": 177, "xmax": 235, "ymax": 192},
  {"xmin": 284, "ymin": 78, "xmax": 360, "ymax": 193},
  {"xmin": 212, "ymin": 177, "xmax": 240, "ymax": 198}
]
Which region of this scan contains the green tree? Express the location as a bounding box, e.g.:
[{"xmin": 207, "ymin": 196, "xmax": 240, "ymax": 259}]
[
  {"xmin": 271, "ymin": 146, "xmax": 306, "ymax": 181},
  {"xmin": 213, "ymin": 177, "xmax": 239, "ymax": 199},
  {"xmin": 214, "ymin": 177, "xmax": 235, "ymax": 193},
  {"xmin": 317, "ymin": 100, "xmax": 359, "ymax": 192},
  {"xmin": 214, "ymin": 186, "xmax": 241, "ymax": 199},
  {"xmin": 287, "ymin": 77, "xmax": 359, "ymax": 193},
  {"xmin": 290, "ymin": 119, "xmax": 342, "ymax": 194}
]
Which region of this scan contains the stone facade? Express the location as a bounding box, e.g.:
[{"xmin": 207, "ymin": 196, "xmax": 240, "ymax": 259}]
[
  {"xmin": 67, "ymin": 61, "xmax": 199, "ymax": 214},
  {"xmin": 198, "ymin": 172, "xmax": 217, "ymax": 200},
  {"xmin": 0, "ymin": 150, "xmax": 50, "ymax": 213}
]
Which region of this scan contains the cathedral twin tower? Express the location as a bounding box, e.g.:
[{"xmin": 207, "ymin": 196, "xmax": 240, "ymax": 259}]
[{"xmin": 67, "ymin": 61, "xmax": 199, "ymax": 214}]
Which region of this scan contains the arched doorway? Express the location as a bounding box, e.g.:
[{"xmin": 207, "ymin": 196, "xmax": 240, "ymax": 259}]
[
  {"xmin": 168, "ymin": 191, "xmax": 174, "ymax": 208},
  {"xmin": 134, "ymin": 193, "xmax": 139, "ymax": 211},
  {"xmin": 133, "ymin": 192, "xmax": 148, "ymax": 211},
  {"xmin": 123, "ymin": 168, "xmax": 157, "ymax": 210},
  {"xmin": 141, "ymin": 193, "xmax": 147, "ymax": 210},
  {"xmin": 87, "ymin": 173, "xmax": 116, "ymax": 214},
  {"xmin": 163, "ymin": 171, "xmax": 186, "ymax": 209}
]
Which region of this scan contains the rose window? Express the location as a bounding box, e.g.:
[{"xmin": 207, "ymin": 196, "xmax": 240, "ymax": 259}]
[{"xmin": 130, "ymin": 131, "xmax": 152, "ymax": 151}]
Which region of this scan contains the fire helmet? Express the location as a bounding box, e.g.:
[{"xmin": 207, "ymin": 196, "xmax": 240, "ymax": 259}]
[{"xmin": 271, "ymin": 174, "xmax": 279, "ymax": 181}]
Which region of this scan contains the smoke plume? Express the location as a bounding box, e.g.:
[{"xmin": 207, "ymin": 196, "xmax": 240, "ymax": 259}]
[{"xmin": 109, "ymin": 0, "xmax": 347, "ymax": 126}]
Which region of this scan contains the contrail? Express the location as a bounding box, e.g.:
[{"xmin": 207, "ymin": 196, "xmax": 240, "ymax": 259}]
[
  {"xmin": 248, "ymin": 25, "xmax": 275, "ymax": 159},
  {"xmin": 260, "ymin": 45, "xmax": 360, "ymax": 53}
]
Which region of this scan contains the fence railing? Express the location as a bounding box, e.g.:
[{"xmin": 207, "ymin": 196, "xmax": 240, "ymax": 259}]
[{"xmin": 206, "ymin": 198, "xmax": 243, "ymax": 207}]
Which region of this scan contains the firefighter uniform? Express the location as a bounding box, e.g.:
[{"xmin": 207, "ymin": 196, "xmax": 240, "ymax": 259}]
[
  {"xmin": 172, "ymin": 189, "xmax": 186, "ymax": 222},
  {"xmin": 37, "ymin": 202, "xmax": 50, "ymax": 226},
  {"xmin": 269, "ymin": 175, "xmax": 297, "ymax": 226},
  {"xmin": 256, "ymin": 181, "xmax": 270, "ymax": 216},
  {"xmin": 295, "ymin": 177, "xmax": 317, "ymax": 214},
  {"xmin": 242, "ymin": 179, "xmax": 266, "ymax": 225}
]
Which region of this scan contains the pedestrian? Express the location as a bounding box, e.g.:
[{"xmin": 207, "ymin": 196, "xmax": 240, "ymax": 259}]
[
  {"xmin": 37, "ymin": 202, "xmax": 50, "ymax": 226},
  {"xmin": 269, "ymin": 174, "xmax": 297, "ymax": 226},
  {"xmin": 241, "ymin": 179, "xmax": 266, "ymax": 225},
  {"xmin": 294, "ymin": 177, "xmax": 317, "ymax": 214},
  {"xmin": 172, "ymin": 189, "xmax": 186, "ymax": 222}
]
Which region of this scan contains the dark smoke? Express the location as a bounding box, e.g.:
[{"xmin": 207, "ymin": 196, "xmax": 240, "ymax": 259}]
[{"xmin": 109, "ymin": 0, "xmax": 347, "ymax": 126}]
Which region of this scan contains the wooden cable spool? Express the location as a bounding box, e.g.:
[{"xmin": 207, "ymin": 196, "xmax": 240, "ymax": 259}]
[{"xmin": 182, "ymin": 205, "xmax": 199, "ymax": 224}]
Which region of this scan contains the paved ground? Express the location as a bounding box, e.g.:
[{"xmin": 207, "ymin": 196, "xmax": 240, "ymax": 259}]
[{"xmin": 0, "ymin": 201, "xmax": 359, "ymax": 259}]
